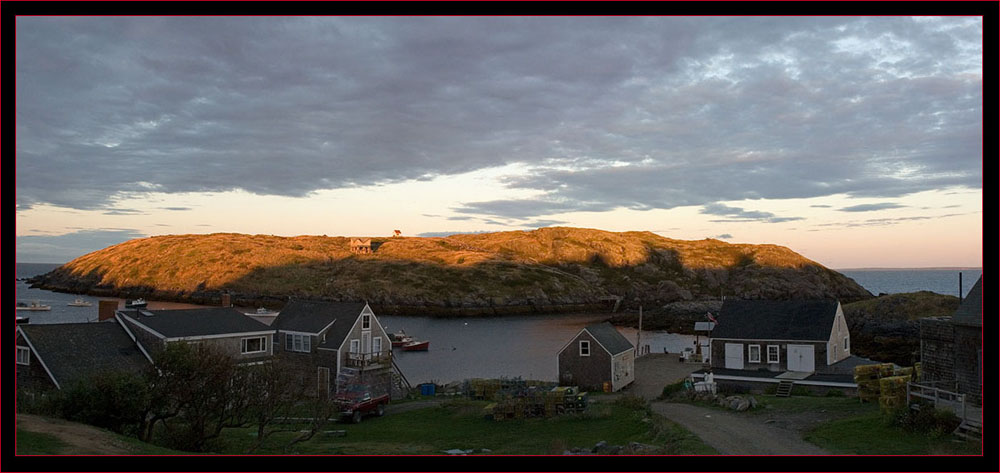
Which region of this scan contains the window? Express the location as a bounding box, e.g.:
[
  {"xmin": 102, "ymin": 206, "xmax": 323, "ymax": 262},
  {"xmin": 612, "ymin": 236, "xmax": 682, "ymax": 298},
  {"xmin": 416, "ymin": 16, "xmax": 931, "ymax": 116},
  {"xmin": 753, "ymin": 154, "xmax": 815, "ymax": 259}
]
[
  {"xmin": 579, "ymin": 340, "xmax": 590, "ymax": 357},
  {"xmin": 372, "ymin": 337, "xmax": 382, "ymax": 354},
  {"xmin": 285, "ymin": 333, "xmax": 310, "ymax": 353},
  {"xmin": 241, "ymin": 336, "xmax": 267, "ymax": 354},
  {"xmin": 16, "ymin": 346, "xmax": 30, "ymax": 365},
  {"xmin": 362, "ymin": 315, "xmax": 371, "ymax": 330},
  {"xmin": 844, "ymin": 337, "xmax": 849, "ymax": 352},
  {"xmin": 767, "ymin": 345, "xmax": 780, "ymax": 364},
  {"xmin": 748, "ymin": 345, "xmax": 761, "ymax": 363},
  {"xmin": 350, "ymin": 339, "xmax": 360, "ymax": 353}
]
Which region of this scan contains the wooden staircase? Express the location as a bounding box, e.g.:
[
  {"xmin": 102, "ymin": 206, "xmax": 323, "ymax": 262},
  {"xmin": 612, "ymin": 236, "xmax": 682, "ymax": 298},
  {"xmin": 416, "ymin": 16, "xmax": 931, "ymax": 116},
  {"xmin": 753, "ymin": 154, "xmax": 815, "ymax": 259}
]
[
  {"xmin": 954, "ymin": 420, "xmax": 982, "ymax": 440},
  {"xmin": 776, "ymin": 380, "xmax": 795, "ymax": 397}
]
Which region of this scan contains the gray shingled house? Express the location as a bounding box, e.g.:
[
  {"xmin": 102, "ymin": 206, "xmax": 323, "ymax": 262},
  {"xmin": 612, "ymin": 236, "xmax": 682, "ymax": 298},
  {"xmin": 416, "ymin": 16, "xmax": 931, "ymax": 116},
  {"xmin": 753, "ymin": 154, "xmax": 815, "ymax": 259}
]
[
  {"xmin": 557, "ymin": 322, "xmax": 635, "ymax": 392},
  {"xmin": 15, "ymin": 321, "xmax": 151, "ymax": 392},
  {"xmin": 116, "ymin": 307, "xmax": 276, "ymax": 363},
  {"xmin": 272, "ymin": 300, "xmax": 393, "ymax": 398},
  {"xmin": 919, "ymin": 275, "xmax": 982, "ymax": 405},
  {"xmin": 710, "ymin": 299, "xmax": 851, "ymax": 373}
]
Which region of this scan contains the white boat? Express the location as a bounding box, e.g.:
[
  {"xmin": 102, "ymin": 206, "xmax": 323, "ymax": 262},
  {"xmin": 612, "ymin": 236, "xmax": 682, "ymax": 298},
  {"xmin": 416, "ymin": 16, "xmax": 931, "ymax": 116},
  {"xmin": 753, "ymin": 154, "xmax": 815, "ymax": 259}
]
[
  {"xmin": 68, "ymin": 298, "xmax": 93, "ymax": 307},
  {"xmin": 125, "ymin": 298, "xmax": 147, "ymax": 309},
  {"xmin": 16, "ymin": 300, "xmax": 51, "ymax": 311},
  {"xmin": 245, "ymin": 307, "xmax": 279, "ymax": 317}
]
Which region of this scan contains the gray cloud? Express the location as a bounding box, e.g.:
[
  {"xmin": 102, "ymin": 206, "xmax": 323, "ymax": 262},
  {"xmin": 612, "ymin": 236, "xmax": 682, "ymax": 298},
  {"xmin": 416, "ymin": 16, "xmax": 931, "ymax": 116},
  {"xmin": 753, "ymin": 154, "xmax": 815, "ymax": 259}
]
[
  {"xmin": 16, "ymin": 229, "xmax": 147, "ymax": 263},
  {"xmin": 839, "ymin": 203, "xmax": 906, "ymax": 212},
  {"xmin": 713, "ymin": 233, "xmax": 734, "ymax": 239},
  {"xmin": 160, "ymin": 206, "xmax": 192, "ymax": 211},
  {"xmin": 700, "ymin": 204, "xmax": 804, "ymax": 224},
  {"xmin": 810, "ymin": 204, "xmax": 833, "ymax": 208},
  {"xmin": 416, "ymin": 230, "xmax": 493, "ymax": 238},
  {"xmin": 813, "ymin": 212, "xmax": 967, "ymax": 228},
  {"xmin": 15, "ymin": 17, "xmax": 981, "ymax": 220},
  {"xmin": 102, "ymin": 208, "xmax": 146, "ymax": 215}
]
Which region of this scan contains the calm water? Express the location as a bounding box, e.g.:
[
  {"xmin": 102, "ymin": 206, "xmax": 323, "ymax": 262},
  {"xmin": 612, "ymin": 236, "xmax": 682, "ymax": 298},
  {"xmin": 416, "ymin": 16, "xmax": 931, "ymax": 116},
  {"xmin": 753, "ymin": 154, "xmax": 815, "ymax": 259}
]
[
  {"xmin": 15, "ymin": 262, "xmax": 978, "ymax": 384},
  {"xmin": 839, "ymin": 269, "xmax": 982, "ymax": 297}
]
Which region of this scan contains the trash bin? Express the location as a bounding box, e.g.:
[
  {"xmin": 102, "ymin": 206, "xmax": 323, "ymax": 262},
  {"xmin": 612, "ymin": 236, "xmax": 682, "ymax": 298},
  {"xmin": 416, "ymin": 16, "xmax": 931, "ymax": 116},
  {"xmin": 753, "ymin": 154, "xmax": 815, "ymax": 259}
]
[
  {"xmin": 602, "ymin": 382, "xmax": 611, "ymax": 393},
  {"xmin": 420, "ymin": 383, "xmax": 436, "ymax": 396}
]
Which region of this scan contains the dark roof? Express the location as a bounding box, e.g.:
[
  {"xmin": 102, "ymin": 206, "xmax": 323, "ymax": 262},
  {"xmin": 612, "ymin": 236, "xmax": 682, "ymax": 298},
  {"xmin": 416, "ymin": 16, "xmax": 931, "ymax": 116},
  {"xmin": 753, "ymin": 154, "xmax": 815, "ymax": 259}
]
[
  {"xmin": 273, "ymin": 300, "xmax": 366, "ymax": 334},
  {"xmin": 711, "ymin": 299, "xmax": 840, "ymax": 341},
  {"xmin": 119, "ymin": 307, "xmax": 272, "ymax": 338},
  {"xmin": 18, "ymin": 321, "xmax": 150, "ymax": 388},
  {"xmin": 952, "ymin": 276, "xmax": 982, "ymax": 327},
  {"xmin": 583, "ymin": 322, "xmax": 634, "ymax": 355}
]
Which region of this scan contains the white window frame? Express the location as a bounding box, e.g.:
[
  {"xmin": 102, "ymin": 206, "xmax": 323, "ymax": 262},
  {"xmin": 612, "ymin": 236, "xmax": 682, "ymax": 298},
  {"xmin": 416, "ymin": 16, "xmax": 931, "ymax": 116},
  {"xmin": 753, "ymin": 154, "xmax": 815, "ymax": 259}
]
[
  {"xmin": 748, "ymin": 344, "xmax": 761, "ymax": 363},
  {"xmin": 766, "ymin": 345, "xmax": 780, "ymax": 364},
  {"xmin": 362, "ymin": 315, "xmax": 371, "ymax": 330},
  {"xmin": 241, "ymin": 336, "xmax": 267, "ymax": 355},
  {"xmin": 579, "ymin": 340, "xmax": 590, "ymax": 357},
  {"xmin": 372, "ymin": 337, "xmax": 382, "ymax": 354},
  {"xmin": 16, "ymin": 346, "xmax": 30, "ymax": 365},
  {"xmin": 350, "ymin": 339, "xmax": 360, "ymax": 354},
  {"xmin": 285, "ymin": 333, "xmax": 311, "ymax": 353}
]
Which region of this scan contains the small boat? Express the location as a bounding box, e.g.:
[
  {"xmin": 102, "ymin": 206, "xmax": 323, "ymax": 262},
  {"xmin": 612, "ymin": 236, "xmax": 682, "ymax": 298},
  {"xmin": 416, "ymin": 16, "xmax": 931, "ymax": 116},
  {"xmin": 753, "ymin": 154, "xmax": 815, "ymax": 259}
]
[
  {"xmin": 68, "ymin": 298, "xmax": 93, "ymax": 307},
  {"xmin": 15, "ymin": 316, "xmax": 30, "ymax": 324},
  {"xmin": 392, "ymin": 336, "xmax": 414, "ymax": 347},
  {"xmin": 402, "ymin": 340, "xmax": 430, "ymax": 351},
  {"xmin": 245, "ymin": 307, "xmax": 279, "ymax": 317},
  {"xmin": 15, "ymin": 300, "xmax": 51, "ymax": 311},
  {"xmin": 125, "ymin": 298, "xmax": 147, "ymax": 309}
]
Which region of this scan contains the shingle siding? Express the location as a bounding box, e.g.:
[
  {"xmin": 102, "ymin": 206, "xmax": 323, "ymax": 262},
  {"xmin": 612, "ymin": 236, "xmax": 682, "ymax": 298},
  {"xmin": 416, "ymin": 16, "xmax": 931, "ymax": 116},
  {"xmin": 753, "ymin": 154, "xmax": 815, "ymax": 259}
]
[{"xmin": 558, "ymin": 331, "xmax": 613, "ymax": 391}]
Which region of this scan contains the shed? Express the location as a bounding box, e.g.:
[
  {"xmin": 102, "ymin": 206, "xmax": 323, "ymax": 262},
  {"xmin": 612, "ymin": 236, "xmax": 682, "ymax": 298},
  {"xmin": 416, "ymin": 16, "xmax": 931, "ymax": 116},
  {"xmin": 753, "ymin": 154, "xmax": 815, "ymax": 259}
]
[
  {"xmin": 557, "ymin": 322, "xmax": 635, "ymax": 392},
  {"xmin": 350, "ymin": 238, "xmax": 372, "ymax": 254},
  {"xmin": 919, "ymin": 276, "xmax": 982, "ymax": 405}
]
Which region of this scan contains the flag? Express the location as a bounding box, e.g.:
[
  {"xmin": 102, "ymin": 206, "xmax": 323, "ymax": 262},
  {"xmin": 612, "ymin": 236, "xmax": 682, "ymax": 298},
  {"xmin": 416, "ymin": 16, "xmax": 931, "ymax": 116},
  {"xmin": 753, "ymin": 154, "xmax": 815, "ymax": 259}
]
[{"xmin": 706, "ymin": 311, "xmax": 717, "ymax": 323}]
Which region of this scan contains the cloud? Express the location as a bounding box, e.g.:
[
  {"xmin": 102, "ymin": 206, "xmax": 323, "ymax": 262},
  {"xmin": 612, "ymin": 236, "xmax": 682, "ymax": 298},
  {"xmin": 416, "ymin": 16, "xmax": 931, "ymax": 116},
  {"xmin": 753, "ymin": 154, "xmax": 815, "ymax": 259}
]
[
  {"xmin": 102, "ymin": 208, "xmax": 147, "ymax": 215},
  {"xmin": 713, "ymin": 233, "xmax": 734, "ymax": 239},
  {"xmin": 15, "ymin": 17, "xmax": 981, "ymax": 220},
  {"xmin": 160, "ymin": 206, "xmax": 192, "ymax": 211},
  {"xmin": 16, "ymin": 229, "xmax": 147, "ymax": 263},
  {"xmin": 416, "ymin": 230, "xmax": 493, "ymax": 238},
  {"xmin": 813, "ymin": 212, "xmax": 967, "ymax": 228},
  {"xmin": 700, "ymin": 203, "xmax": 804, "ymax": 224},
  {"xmin": 838, "ymin": 202, "xmax": 907, "ymax": 212},
  {"xmin": 810, "ymin": 204, "xmax": 833, "ymax": 208}
]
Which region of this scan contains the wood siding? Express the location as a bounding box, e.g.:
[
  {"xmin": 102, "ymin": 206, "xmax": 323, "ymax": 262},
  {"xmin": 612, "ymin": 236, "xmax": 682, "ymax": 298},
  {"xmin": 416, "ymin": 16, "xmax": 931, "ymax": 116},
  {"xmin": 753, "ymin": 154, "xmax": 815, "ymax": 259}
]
[
  {"xmin": 15, "ymin": 332, "xmax": 58, "ymax": 392},
  {"xmin": 558, "ymin": 331, "xmax": 613, "ymax": 392},
  {"xmin": 826, "ymin": 304, "xmax": 851, "ymax": 365},
  {"xmin": 711, "ymin": 339, "xmax": 828, "ymax": 372}
]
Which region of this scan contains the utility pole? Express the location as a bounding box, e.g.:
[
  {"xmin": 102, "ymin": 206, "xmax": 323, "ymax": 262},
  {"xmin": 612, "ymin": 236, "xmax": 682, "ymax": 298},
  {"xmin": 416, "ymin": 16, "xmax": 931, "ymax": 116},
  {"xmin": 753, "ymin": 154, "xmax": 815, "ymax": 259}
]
[{"xmin": 636, "ymin": 305, "xmax": 643, "ymax": 357}]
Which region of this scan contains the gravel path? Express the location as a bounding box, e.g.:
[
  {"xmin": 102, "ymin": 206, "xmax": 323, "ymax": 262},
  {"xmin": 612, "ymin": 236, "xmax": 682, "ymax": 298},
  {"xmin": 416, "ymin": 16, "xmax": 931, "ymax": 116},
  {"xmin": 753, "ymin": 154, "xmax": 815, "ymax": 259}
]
[{"xmin": 650, "ymin": 403, "xmax": 830, "ymax": 455}]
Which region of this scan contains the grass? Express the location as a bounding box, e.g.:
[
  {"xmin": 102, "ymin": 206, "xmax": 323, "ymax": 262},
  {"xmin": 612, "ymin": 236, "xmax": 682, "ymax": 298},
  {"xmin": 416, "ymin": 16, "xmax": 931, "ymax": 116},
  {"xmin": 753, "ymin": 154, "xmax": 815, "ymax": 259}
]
[
  {"xmin": 215, "ymin": 399, "xmax": 715, "ymax": 455},
  {"xmin": 16, "ymin": 429, "xmax": 69, "ymax": 455},
  {"xmin": 806, "ymin": 411, "xmax": 982, "ymax": 455}
]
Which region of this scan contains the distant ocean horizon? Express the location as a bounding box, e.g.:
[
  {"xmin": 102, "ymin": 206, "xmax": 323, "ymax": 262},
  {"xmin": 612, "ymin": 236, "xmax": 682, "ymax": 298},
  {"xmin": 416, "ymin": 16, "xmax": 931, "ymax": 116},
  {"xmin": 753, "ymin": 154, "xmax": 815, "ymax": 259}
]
[{"xmin": 18, "ymin": 262, "xmax": 981, "ymax": 299}]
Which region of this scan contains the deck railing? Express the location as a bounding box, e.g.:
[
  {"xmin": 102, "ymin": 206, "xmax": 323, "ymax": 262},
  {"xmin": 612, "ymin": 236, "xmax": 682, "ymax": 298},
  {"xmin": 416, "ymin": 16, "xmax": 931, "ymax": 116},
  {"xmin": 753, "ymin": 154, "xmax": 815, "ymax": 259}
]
[
  {"xmin": 907, "ymin": 381, "xmax": 977, "ymax": 423},
  {"xmin": 345, "ymin": 351, "xmax": 392, "ymax": 369}
]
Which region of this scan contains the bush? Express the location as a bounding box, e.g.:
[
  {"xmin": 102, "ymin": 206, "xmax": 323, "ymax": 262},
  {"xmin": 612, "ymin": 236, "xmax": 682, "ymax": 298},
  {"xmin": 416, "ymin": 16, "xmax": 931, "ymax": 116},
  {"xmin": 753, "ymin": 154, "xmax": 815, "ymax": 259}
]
[
  {"xmin": 888, "ymin": 405, "xmax": 961, "ymax": 437},
  {"xmin": 659, "ymin": 380, "xmax": 688, "ymax": 400},
  {"xmin": 825, "ymin": 389, "xmax": 845, "ymax": 397},
  {"xmin": 613, "ymin": 394, "xmax": 648, "ymax": 410}
]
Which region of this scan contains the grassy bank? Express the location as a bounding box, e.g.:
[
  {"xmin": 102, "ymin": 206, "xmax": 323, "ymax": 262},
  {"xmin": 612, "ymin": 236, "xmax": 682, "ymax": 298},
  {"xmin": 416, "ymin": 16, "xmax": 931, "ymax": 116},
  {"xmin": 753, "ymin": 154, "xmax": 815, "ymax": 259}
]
[
  {"xmin": 806, "ymin": 411, "xmax": 981, "ymax": 455},
  {"xmin": 216, "ymin": 399, "xmax": 715, "ymax": 455}
]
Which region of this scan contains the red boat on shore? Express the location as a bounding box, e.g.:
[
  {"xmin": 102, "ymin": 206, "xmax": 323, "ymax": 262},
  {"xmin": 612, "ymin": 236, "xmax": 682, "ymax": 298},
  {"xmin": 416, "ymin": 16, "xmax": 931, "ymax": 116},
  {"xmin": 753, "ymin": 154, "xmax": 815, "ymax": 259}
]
[{"xmin": 401, "ymin": 340, "xmax": 430, "ymax": 351}]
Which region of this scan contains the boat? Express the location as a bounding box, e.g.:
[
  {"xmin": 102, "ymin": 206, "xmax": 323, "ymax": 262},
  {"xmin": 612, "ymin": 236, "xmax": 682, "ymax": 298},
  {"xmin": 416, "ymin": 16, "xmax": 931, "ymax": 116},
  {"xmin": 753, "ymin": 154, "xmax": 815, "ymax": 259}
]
[
  {"xmin": 401, "ymin": 340, "xmax": 430, "ymax": 351},
  {"xmin": 15, "ymin": 301, "xmax": 51, "ymax": 311},
  {"xmin": 15, "ymin": 316, "xmax": 30, "ymax": 324},
  {"xmin": 68, "ymin": 298, "xmax": 93, "ymax": 307},
  {"xmin": 125, "ymin": 298, "xmax": 147, "ymax": 309},
  {"xmin": 245, "ymin": 307, "xmax": 279, "ymax": 317},
  {"xmin": 390, "ymin": 330, "xmax": 414, "ymax": 347}
]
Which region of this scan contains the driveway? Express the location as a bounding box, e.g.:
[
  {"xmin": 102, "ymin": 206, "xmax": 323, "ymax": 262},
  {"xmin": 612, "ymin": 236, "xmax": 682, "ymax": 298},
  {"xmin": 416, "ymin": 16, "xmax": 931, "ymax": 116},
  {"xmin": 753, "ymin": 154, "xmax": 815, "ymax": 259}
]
[
  {"xmin": 626, "ymin": 353, "xmax": 703, "ymax": 400},
  {"xmin": 649, "ymin": 403, "xmax": 829, "ymax": 455}
]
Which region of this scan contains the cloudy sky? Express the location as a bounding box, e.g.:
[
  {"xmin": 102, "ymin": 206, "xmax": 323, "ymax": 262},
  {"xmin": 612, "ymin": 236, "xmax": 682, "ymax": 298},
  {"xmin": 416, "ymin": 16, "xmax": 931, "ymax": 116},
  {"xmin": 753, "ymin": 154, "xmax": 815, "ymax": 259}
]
[{"xmin": 16, "ymin": 17, "xmax": 982, "ymax": 267}]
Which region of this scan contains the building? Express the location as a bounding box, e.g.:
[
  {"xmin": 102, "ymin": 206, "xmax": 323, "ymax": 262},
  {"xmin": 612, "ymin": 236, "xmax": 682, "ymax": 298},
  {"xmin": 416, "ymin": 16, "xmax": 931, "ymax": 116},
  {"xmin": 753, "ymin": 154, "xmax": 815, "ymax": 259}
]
[
  {"xmin": 271, "ymin": 300, "xmax": 394, "ymax": 398},
  {"xmin": 919, "ymin": 276, "xmax": 982, "ymax": 405},
  {"xmin": 116, "ymin": 307, "xmax": 276, "ymax": 363},
  {"xmin": 696, "ymin": 299, "xmax": 862, "ymax": 395},
  {"xmin": 15, "ymin": 321, "xmax": 151, "ymax": 392},
  {"xmin": 350, "ymin": 238, "xmax": 372, "ymax": 254},
  {"xmin": 557, "ymin": 322, "xmax": 635, "ymax": 392}
]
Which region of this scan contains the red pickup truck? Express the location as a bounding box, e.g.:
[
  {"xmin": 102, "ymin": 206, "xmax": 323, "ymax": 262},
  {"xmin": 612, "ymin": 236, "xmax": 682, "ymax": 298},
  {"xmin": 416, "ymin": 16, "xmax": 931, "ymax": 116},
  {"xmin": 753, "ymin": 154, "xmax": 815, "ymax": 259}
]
[{"xmin": 335, "ymin": 391, "xmax": 390, "ymax": 423}]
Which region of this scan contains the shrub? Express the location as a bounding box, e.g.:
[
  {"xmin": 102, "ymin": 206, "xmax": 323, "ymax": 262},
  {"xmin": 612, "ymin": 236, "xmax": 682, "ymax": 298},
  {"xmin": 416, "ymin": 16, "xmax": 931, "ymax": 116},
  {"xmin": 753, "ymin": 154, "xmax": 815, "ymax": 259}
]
[
  {"xmin": 825, "ymin": 389, "xmax": 845, "ymax": 397},
  {"xmin": 659, "ymin": 380, "xmax": 688, "ymax": 400},
  {"xmin": 889, "ymin": 405, "xmax": 961, "ymax": 437},
  {"xmin": 613, "ymin": 394, "xmax": 648, "ymax": 410}
]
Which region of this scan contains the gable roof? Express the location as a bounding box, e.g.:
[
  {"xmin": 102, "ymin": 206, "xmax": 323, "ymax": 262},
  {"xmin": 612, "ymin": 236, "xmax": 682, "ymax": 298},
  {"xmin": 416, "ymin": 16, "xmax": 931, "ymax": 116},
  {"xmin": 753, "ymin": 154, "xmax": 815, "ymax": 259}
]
[
  {"xmin": 952, "ymin": 276, "xmax": 982, "ymax": 327},
  {"xmin": 711, "ymin": 299, "xmax": 841, "ymax": 341},
  {"xmin": 118, "ymin": 307, "xmax": 273, "ymax": 339},
  {"xmin": 582, "ymin": 322, "xmax": 634, "ymax": 355},
  {"xmin": 273, "ymin": 300, "xmax": 366, "ymax": 334},
  {"xmin": 17, "ymin": 322, "xmax": 150, "ymax": 389},
  {"xmin": 317, "ymin": 303, "xmax": 375, "ymax": 350}
]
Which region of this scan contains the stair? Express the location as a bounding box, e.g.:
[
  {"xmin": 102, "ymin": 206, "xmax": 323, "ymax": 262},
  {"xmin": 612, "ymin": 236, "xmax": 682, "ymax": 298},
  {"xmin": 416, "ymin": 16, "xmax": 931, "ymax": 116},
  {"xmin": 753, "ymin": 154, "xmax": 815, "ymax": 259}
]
[
  {"xmin": 775, "ymin": 380, "xmax": 794, "ymax": 397},
  {"xmin": 953, "ymin": 420, "xmax": 981, "ymax": 440}
]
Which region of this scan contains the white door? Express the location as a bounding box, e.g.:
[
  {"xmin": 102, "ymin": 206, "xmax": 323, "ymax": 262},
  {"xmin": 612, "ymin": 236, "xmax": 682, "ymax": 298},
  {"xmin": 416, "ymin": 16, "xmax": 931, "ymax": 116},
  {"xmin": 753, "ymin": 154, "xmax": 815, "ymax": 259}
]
[
  {"xmin": 724, "ymin": 343, "xmax": 744, "ymax": 369},
  {"xmin": 362, "ymin": 331, "xmax": 371, "ymax": 354},
  {"xmin": 787, "ymin": 345, "xmax": 815, "ymax": 372}
]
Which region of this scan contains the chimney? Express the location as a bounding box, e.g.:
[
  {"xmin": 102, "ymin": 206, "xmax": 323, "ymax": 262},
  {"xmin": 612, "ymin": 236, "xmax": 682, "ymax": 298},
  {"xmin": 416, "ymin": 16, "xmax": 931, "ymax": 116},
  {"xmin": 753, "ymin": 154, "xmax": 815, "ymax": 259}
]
[
  {"xmin": 221, "ymin": 293, "xmax": 232, "ymax": 307},
  {"xmin": 959, "ymin": 272, "xmax": 963, "ymax": 303},
  {"xmin": 98, "ymin": 300, "xmax": 118, "ymax": 321}
]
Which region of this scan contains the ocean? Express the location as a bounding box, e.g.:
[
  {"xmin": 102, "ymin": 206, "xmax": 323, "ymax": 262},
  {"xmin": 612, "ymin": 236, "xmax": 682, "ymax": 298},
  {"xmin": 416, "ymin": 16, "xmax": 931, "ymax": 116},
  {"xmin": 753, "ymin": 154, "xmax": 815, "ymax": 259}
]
[{"xmin": 838, "ymin": 269, "xmax": 982, "ymax": 298}]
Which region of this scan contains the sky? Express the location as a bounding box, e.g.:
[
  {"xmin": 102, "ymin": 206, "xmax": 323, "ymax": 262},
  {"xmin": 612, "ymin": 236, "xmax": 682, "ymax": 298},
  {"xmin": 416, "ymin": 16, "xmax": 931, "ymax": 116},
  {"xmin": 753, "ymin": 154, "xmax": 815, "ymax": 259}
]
[{"xmin": 15, "ymin": 17, "xmax": 983, "ymax": 268}]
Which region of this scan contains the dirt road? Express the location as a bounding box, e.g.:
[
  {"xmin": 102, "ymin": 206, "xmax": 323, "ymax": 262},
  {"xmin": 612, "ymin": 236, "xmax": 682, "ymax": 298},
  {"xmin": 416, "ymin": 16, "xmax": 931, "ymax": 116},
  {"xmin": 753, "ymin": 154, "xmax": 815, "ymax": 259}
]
[
  {"xmin": 16, "ymin": 414, "xmax": 131, "ymax": 454},
  {"xmin": 627, "ymin": 353, "xmax": 703, "ymax": 400},
  {"xmin": 649, "ymin": 403, "xmax": 829, "ymax": 455}
]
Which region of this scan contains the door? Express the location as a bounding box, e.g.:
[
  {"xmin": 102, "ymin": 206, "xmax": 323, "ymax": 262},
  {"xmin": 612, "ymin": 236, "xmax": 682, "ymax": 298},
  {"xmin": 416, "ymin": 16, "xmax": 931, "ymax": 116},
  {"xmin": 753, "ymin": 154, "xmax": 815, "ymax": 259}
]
[
  {"xmin": 362, "ymin": 331, "xmax": 372, "ymax": 354},
  {"xmin": 787, "ymin": 344, "xmax": 815, "ymax": 372},
  {"xmin": 317, "ymin": 367, "xmax": 330, "ymax": 399},
  {"xmin": 724, "ymin": 343, "xmax": 744, "ymax": 369}
]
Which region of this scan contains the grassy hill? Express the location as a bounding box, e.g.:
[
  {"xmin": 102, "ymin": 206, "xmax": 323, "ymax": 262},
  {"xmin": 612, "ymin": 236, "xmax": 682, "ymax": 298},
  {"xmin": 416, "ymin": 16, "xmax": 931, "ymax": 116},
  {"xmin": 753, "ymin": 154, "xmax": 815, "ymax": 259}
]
[{"xmin": 33, "ymin": 227, "xmax": 872, "ymax": 315}]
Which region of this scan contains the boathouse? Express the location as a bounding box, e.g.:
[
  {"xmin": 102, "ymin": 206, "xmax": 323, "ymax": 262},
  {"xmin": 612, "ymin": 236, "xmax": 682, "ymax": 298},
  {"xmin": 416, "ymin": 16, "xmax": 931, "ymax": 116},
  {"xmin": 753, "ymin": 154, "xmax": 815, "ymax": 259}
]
[
  {"xmin": 557, "ymin": 322, "xmax": 635, "ymax": 392},
  {"xmin": 918, "ymin": 275, "xmax": 982, "ymax": 405}
]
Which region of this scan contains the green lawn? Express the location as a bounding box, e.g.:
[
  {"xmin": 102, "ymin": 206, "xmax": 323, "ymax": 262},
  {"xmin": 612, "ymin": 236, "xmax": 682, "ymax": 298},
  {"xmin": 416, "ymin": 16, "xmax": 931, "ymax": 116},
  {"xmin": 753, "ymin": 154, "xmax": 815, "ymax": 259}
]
[
  {"xmin": 806, "ymin": 411, "xmax": 981, "ymax": 455},
  {"xmin": 217, "ymin": 399, "xmax": 715, "ymax": 455},
  {"xmin": 16, "ymin": 430, "xmax": 69, "ymax": 455}
]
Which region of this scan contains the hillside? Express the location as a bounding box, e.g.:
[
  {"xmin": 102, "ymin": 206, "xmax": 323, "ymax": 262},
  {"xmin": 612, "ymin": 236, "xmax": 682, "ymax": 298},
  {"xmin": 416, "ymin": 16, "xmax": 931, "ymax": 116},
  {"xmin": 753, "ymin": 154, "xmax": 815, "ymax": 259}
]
[
  {"xmin": 842, "ymin": 291, "xmax": 961, "ymax": 366},
  {"xmin": 32, "ymin": 227, "xmax": 872, "ymax": 315}
]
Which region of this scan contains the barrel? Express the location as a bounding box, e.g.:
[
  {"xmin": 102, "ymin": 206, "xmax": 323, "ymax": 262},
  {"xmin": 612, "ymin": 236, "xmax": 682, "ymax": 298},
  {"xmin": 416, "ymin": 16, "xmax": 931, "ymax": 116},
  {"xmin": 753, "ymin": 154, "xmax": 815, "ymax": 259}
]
[{"xmin": 420, "ymin": 383, "xmax": 436, "ymax": 396}]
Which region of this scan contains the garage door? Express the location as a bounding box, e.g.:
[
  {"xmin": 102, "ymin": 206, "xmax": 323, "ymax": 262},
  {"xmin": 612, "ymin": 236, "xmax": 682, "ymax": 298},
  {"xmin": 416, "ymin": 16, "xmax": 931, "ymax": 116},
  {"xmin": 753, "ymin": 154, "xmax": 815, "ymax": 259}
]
[
  {"xmin": 724, "ymin": 343, "xmax": 744, "ymax": 370},
  {"xmin": 787, "ymin": 345, "xmax": 815, "ymax": 372}
]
